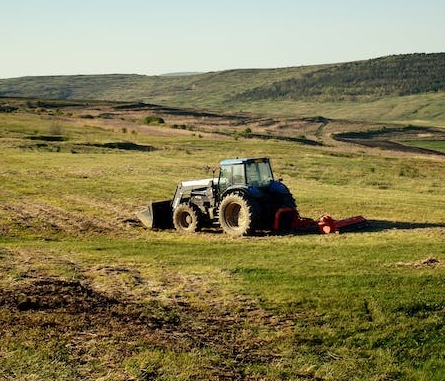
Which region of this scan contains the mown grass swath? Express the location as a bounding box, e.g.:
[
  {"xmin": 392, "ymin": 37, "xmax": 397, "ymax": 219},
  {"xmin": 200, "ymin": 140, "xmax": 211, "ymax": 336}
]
[{"xmin": 1, "ymin": 98, "xmax": 445, "ymax": 380}]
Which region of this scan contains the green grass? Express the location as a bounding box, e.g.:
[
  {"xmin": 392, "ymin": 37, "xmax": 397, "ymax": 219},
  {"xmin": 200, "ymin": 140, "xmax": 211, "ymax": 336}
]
[
  {"xmin": 1, "ymin": 108, "xmax": 445, "ymax": 380},
  {"xmin": 404, "ymin": 140, "xmax": 445, "ymax": 153},
  {"xmin": 228, "ymin": 92, "xmax": 445, "ymax": 127}
]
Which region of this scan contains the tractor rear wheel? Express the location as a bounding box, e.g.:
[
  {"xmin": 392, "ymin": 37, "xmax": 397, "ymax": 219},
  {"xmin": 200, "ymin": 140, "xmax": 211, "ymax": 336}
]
[
  {"xmin": 173, "ymin": 203, "xmax": 201, "ymax": 233},
  {"xmin": 218, "ymin": 192, "xmax": 258, "ymax": 236}
]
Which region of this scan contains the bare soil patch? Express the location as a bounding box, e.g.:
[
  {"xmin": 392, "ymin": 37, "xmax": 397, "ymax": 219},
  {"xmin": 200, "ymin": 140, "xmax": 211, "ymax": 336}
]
[
  {"xmin": 393, "ymin": 257, "xmax": 443, "ymax": 268},
  {"xmin": 334, "ymin": 124, "xmax": 445, "ymax": 156},
  {"xmin": 335, "ymin": 138, "xmax": 445, "ymax": 156},
  {"xmin": 0, "ymin": 199, "xmax": 134, "ymax": 238},
  {"xmin": 0, "ymin": 248, "xmax": 298, "ymax": 380}
]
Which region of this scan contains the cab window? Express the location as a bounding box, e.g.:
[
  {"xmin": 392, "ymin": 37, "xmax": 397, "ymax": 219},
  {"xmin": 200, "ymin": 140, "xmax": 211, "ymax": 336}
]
[
  {"xmin": 246, "ymin": 161, "xmax": 273, "ymax": 187},
  {"xmin": 219, "ymin": 164, "xmax": 245, "ymax": 192}
]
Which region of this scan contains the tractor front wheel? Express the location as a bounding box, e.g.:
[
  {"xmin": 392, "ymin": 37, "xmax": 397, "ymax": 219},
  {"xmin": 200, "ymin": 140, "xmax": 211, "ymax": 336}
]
[
  {"xmin": 218, "ymin": 192, "xmax": 258, "ymax": 236},
  {"xmin": 173, "ymin": 203, "xmax": 201, "ymax": 233}
]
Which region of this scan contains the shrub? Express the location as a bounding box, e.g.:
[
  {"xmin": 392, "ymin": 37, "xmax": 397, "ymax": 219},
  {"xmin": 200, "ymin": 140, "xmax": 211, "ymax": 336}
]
[
  {"xmin": 143, "ymin": 115, "xmax": 165, "ymax": 125},
  {"xmin": 399, "ymin": 165, "xmax": 420, "ymax": 178}
]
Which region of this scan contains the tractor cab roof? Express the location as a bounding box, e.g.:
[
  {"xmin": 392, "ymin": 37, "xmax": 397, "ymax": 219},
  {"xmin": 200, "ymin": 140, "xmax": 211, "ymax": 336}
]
[{"xmin": 219, "ymin": 157, "xmax": 270, "ymax": 166}]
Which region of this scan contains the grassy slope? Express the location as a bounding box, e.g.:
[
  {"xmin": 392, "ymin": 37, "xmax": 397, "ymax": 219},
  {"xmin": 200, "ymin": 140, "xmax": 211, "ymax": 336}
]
[
  {"xmin": 1, "ymin": 109, "xmax": 445, "ymax": 380},
  {"xmin": 2, "ymin": 54, "xmax": 445, "ymax": 126},
  {"xmin": 235, "ymin": 53, "xmax": 445, "ymax": 101},
  {"xmin": 0, "ymin": 66, "xmax": 325, "ymax": 107},
  {"xmin": 230, "ymin": 92, "xmax": 445, "ymax": 127}
]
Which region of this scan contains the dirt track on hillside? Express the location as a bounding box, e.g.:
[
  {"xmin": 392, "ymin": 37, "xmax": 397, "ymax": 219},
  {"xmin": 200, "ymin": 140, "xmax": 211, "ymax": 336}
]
[
  {"xmin": 334, "ymin": 137, "xmax": 445, "ymax": 156},
  {"xmin": 3, "ymin": 98, "xmax": 445, "ymax": 157}
]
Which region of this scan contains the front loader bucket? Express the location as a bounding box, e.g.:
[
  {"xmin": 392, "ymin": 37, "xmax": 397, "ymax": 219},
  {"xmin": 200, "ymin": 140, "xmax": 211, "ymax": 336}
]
[
  {"xmin": 136, "ymin": 200, "xmax": 173, "ymax": 229},
  {"xmin": 318, "ymin": 215, "xmax": 369, "ymax": 234}
]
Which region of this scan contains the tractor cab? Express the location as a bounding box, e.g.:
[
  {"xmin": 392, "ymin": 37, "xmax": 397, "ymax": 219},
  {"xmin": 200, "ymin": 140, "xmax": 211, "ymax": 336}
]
[{"xmin": 218, "ymin": 157, "xmax": 274, "ymax": 196}]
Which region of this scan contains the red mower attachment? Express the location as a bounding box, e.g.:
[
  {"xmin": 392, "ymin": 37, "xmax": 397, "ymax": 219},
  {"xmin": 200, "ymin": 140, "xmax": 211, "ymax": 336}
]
[
  {"xmin": 317, "ymin": 215, "xmax": 369, "ymax": 234},
  {"xmin": 274, "ymin": 208, "xmax": 369, "ymax": 234}
]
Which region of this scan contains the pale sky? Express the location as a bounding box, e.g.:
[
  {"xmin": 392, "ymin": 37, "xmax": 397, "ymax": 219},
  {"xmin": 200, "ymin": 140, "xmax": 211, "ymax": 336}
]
[{"xmin": 1, "ymin": 0, "xmax": 444, "ymax": 79}]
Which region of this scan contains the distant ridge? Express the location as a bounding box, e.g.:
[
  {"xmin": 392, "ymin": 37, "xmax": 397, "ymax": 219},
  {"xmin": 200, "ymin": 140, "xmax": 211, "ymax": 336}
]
[
  {"xmin": 160, "ymin": 72, "xmax": 203, "ymax": 77},
  {"xmin": 0, "ymin": 53, "xmax": 444, "ymax": 113}
]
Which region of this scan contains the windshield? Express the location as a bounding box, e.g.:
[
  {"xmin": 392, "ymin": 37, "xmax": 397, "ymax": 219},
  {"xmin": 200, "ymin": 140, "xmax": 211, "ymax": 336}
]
[
  {"xmin": 218, "ymin": 160, "xmax": 274, "ymax": 192},
  {"xmin": 219, "ymin": 164, "xmax": 245, "ymax": 193},
  {"xmin": 245, "ymin": 161, "xmax": 273, "ymax": 187}
]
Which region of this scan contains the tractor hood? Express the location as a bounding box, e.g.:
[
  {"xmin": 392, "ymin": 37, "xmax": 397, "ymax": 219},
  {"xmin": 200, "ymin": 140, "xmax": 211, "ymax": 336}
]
[
  {"xmin": 268, "ymin": 180, "xmax": 291, "ymax": 194},
  {"xmin": 239, "ymin": 180, "xmax": 291, "ymax": 198}
]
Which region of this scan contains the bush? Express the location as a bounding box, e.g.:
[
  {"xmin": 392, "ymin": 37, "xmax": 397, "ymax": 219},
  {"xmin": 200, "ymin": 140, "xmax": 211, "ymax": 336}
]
[{"xmin": 143, "ymin": 115, "xmax": 165, "ymax": 125}]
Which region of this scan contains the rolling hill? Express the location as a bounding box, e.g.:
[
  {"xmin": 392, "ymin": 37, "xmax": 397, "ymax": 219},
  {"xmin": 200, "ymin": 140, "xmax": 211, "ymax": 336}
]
[{"xmin": 1, "ymin": 53, "xmax": 445, "ymax": 125}]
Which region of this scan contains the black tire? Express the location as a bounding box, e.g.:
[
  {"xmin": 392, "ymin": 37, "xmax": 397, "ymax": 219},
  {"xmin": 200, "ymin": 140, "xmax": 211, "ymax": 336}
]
[
  {"xmin": 173, "ymin": 203, "xmax": 201, "ymax": 233},
  {"xmin": 218, "ymin": 192, "xmax": 258, "ymax": 236}
]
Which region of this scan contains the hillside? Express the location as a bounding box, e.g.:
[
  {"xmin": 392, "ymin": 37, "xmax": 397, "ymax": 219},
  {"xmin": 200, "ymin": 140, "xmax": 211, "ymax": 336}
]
[
  {"xmin": 1, "ymin": 53, "xmax": 445, "ymax": 125},
  {"xmin": 2, "ymin": 96, "xmax": 445, "ymax": 158},
  {"xmin": 0, "ymin": 66, "xmax": 325, "ymax": 106},
  {"xmin": 235, "ymin": 53, "xmax": 445, "ymax": 101}
]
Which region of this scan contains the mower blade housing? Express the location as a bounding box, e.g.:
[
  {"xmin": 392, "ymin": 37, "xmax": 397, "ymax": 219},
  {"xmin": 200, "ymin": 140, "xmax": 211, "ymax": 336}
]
[{"xmin": 332, "ymin": 215, "xmax": 369, "ymax": 233}]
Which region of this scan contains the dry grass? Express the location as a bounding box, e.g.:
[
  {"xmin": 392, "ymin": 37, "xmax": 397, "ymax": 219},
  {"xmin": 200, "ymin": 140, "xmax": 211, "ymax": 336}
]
[
  {"xmin": 1, "ymin": 98, "xmax": 445, "ymax": 380},
  {"xmin": 0, "ymin": 246, "xmax": 300, "ymax": 380}
]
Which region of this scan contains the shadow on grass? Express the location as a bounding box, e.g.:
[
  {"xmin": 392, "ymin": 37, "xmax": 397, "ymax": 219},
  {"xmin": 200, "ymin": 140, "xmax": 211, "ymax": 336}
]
[
  {"xmin": 367, "ymin": 219, "xmax": 445, "ymax": 232},
  {"xmin": 83, "ymin": 142, "xmax": 156, "ymax": 151},
  {"xmin": 268, "ymin": 219, "xmax": 445, "ymax": 236},
  {"xmin": 137, "ymin": 220, "xmax": 444, "ymax": 236}
]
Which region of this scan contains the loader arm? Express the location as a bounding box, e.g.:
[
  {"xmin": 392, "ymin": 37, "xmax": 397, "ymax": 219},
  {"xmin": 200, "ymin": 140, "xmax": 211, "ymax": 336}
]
[{"xmin": 172, "ymin": 178, "xmax": 218, "ymax": 210}]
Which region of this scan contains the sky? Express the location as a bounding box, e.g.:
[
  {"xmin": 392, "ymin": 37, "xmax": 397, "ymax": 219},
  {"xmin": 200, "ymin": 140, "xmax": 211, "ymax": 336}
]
[{"xmin": 1, "ymin": 0, "xmax": 445, "ymax": 79}]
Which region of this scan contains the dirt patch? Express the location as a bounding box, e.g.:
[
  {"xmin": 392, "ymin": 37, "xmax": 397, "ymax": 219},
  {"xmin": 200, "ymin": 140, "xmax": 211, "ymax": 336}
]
[
  {"xmin": 0, "ymin": 251, "xmax": 297, "ymax": 380},
  {"xmin": 334, "ymin": 125, "xmax": 445, "ymax": 156},
  {"xmin": 335, "ymin": 138, "xmax": 445, "ymax": 156},
  {"xmin": 393, "ymin": 257, "xmax": 443, "ymax": 268},
  {"xmin": 0, "ymin": 199, "xmax": 133, "ymax": 238},
  {"xmin": 1, "ymin": 278, "xmax": 118, "ymax": 312}
]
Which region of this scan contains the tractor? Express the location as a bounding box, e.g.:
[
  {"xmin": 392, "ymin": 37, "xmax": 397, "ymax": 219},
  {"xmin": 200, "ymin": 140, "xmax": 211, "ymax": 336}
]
[{"xmin": 137, "ymin": 157, "xmax": 368, "ymax": 236}]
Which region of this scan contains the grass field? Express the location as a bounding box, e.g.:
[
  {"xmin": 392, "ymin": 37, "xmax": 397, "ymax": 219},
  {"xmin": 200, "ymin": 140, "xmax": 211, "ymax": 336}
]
[
  {"xmin": 1, "ymin": 103, "xmax": 445, "ymax": 380},
  {"xmin": 403, "ymin": 140, "xmax": 445, "ymax": 154}
]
